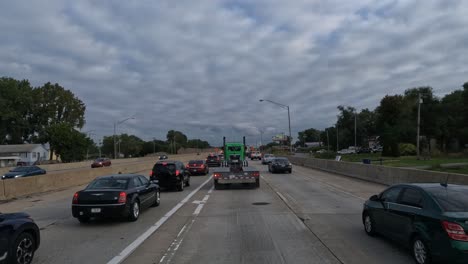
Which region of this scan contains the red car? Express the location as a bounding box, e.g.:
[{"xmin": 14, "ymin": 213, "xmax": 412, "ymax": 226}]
[
  {"xmin": 186, "ymin": 160, "xmax": 209, "ymax": 175},
  {"xmin": 91, "ymin": 158, "xmax": 112, "ymax": 168}
]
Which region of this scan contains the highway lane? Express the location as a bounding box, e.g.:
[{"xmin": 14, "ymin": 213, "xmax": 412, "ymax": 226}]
[
  {"xmin": 1, "ymin": 159, "xmax": 417, "ymax": 264},
  {"xmin": 0, "ymin": 172, "xmax": 212, "ymax": 264},
  {"xmin": 124, "ymin": 161, "xmax": 415, "ymax": 264}
]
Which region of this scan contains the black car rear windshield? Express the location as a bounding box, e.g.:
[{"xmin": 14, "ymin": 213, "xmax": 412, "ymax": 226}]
[
  {"xmin": 154, "ymin": 163, "xmax": 176, "ymax": 172},
  {"xmin": 189, "ymin": 160, "xmax": 204, "ymax": 165},
  {"xmin": 274, "ymin": 158, "xmax": 289, "ymax": 163},
  {"xmin": 87, "ymin": 178, "xmax": 129, "ymax": 189},
  {"xmin": 427, "ymin": 187, "xmax": 468, "ymax": 212}
]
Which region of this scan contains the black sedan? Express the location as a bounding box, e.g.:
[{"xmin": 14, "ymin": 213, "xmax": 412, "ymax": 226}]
[
  {"xmin": 363, "ymin": 183, "xmax": 468, "ymax": 264},
  {"xmin": 0, "ymin": 212, "xmax": 40, "ymax": 264},
  {"xmin": 1, "ymin": 166, "xmax": 46, "ymax": 180},
  {"xmin": 268, "ymin": 157, "xmax": 292, "ymax": 173},
  {"xmin": 72, "ymin": 174, "xmax": 160, "ymax": 223}
]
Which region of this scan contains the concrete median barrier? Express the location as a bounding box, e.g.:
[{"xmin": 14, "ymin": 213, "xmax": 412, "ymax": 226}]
[
  {"xmin": 290, "ymin": 156, "xmax": 468, "ymax": 186},
  {"xmin": 0, "ymin": 154, "xmax": 198, "ymax": 200},
  {"xmin": 0, "ymin": 180, "xmax": 5, "ymax": 200}
]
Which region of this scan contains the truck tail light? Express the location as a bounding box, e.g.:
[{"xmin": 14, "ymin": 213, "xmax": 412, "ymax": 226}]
[
  {"xmin": 213, "ymin": 173, "xmax": 221, "ymax": 179},
  {"xmin": 150, "ymin": 171, "xmax": 153, "ymax": 177},
  {"xmin": 72, "ymin": 192, "xmax": 79, "ymax": 204},
  {"xmin": 176, "ymin": 170, "xmax": 180, "ymax": 176},
  {"xmin": 252, "ymin": 172, "xmax": 260, "ymax": 177},
  {"xmin": 442, "ymin": 221, "xmax": 468, "ymax": 241},
  {"xmin": 118, "ymin": 192, "xmax": 127, "ymax": 203}
]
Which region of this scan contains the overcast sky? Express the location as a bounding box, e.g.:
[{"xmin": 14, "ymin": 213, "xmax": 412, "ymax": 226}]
[{"xmin": 1, "ymin": 0, "xmax": 468, "ymax": 146}]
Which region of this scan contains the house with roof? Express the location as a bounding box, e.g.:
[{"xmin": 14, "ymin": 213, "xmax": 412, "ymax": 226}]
[{"xmin": 0, "ymin": 144, "xmax": 50, "ymax": 167}]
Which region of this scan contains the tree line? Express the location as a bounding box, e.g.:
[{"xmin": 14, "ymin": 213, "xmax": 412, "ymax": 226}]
[
  {"xmin": 296, "ymin": 83, "xmax": 468, "ymax": 157},
  {"xmin": 1, "ymin": 77, "xmax": 210, "ymax": 162}
]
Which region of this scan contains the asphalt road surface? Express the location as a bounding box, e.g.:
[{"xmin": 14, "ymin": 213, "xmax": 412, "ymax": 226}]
[{"xmin": 0, "ymin": 161, "xmax": 416, "ymax": 264}]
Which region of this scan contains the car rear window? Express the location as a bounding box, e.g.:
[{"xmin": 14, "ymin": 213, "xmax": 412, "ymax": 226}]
[
  {"xmin": 88, "ymin": 178, "xmax": 129, "ymax": 189},
  {"xmin": 154, "ymin": 163, "xmax": 176, "ymax": 173},
  {"xmin": 189, "ymin": 160, "xmax": 204, "ymax": 165},
  {"xmin": 427, "ymin": 187, "xmax": 468, "ymax": 212}
]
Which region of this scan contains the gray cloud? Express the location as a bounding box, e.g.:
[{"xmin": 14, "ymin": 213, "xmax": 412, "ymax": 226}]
[{"xmin": 1, "ymin": 0, "xmax": 467, "ymax": 146}]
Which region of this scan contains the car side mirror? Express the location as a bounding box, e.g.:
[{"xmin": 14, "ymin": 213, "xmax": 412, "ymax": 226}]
[
  {"xmin": 150, "ymin": 180, "xmax": 159, "ymax": 185},
  {"xmin": 369, "ymin": 195, "xmax": 380, "ymax": 201}
]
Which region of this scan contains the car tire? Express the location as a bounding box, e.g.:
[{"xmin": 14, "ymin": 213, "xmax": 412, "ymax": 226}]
[
  {"xmin": 78, "ymin": 216, "xmax": 90, "ymax": 223},
  {"xmin": 412, "ymin": 236, "xmax": 431, "ymax": 264},
  {"xmin": 363, "ymin": 213, "xmax": 376, "ymax": 236},
  {"xmin": 289, "ymin": 169, "xmax": 292, "ymax": 173},
  {"xmin": 177, "ymin": 180, "xmax": 184, "ymax": 191},
  {"xmin": 9, "ymin": 231, "xmax": 36, "ymax": 264},
  {"xmin": 128, "ymin": 200, "xmax": 140, "ymax": 222},
  {"xmin": 151, "ymin": 189, "xmax": 160, "ymax": 207}
]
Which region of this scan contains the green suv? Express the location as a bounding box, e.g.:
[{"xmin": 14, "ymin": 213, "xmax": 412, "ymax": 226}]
[{"xmin": 362, "ymin": 183, "xmax": 468, "ymax": 264}]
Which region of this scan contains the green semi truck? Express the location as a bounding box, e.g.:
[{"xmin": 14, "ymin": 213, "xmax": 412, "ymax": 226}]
[{"xmin": 212, "ymin": 137, "xmax": 260, "ymax": 189}]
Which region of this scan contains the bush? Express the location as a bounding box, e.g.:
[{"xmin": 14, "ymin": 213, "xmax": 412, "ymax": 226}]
[
  {"xmin": 314, "ymin": 151, "xmax": 336, "ymax": 160},
  {"xmin": 399, "ymin": 143, "xmax": 417, "ymax": 156}
]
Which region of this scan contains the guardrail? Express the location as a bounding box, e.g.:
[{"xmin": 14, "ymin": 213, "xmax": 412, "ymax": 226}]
[{"xmin": 289, "ymin": 156, "xmax": 468, "ymax": 186}]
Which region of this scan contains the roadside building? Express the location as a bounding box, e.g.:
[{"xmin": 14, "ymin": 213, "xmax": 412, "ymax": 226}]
[{"xmin": 0, "ymin": 144, "xmax": 50, "ymax": 167}]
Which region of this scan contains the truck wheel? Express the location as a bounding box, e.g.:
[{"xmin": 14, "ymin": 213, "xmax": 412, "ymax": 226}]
[{"xmin": 214, "ymin": 181, "xmax": 223, "ymax": 190}]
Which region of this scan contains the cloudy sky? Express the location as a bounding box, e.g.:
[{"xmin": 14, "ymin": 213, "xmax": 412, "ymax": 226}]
[{"xmin": 1, "ymin": 0, "xmax": 468, "ymax": 146}]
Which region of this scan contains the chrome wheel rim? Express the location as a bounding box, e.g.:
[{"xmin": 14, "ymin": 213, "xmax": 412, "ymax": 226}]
[
  {"xmin": 133, "ymin": 202, "xmax": 139, "ymax": 218},
  {"xmin": 414, "ymin": 240, "xmax": 426, "ymax": 264},
  {"xmin": 364, "ymin": 216, "xmax": 372, "ymax": 233},
  {"xmin": 16, "ymin": 237, "xmax": 33, "ymax": 264}
]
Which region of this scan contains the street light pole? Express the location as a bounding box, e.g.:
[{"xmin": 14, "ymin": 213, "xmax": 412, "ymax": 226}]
[
  {"xmin": 355, "ymin": 111, "xmax": 357, "ymax": 149},
  {"xmin": 259, "ymin": 99, "xmax": 292, "ymax": 153},
  {"xmin": 113, "ymin": 117, "xmax": 135, "ymax": 159},
  {"xmin": 336, "ymin": 126, "xmax": 339, "ymax": 151},
  {"xmin": 326, "ymin": 129, "xmax": 330, "ymax": 151},
  {"xmin": 417, "ymin": 93, "xmax": 422, "ymax": 160}
]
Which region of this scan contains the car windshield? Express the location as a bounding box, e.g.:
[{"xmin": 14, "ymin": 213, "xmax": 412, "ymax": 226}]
[
  {"xmin": 427, "ymin": 187, "xmax": 468, "ymax": 212},
  {"xmin": 87, "ymin": 178, "xmax": 129, "ymax": 189},
  {"xmin": 95, "ymin": 158, "xmax": 104, "ymax": 162},
  {"xmin": 11, "ymin": 167, "xmax": 31, "ymax": 172},
  {"xmin": 227, "ymin": 146, "xmax": 241, "ymax": 151}
]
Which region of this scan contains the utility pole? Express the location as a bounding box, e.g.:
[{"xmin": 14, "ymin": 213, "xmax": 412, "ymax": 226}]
[
  {"xmin": 355, "ymin": 111, "xmax": 357, "ymax": 149},
  {"xmin": 326, "ymin": 129, "xmax": 330, "ymax": 151},
  {"xmin": 98, "ymin": 140, "xmax": 102, "ymax": 158},
  {"xmin": 336, "ymin": 126, "xmax": 339, "ymax": 151},
  {"xmin": 417, "ymin": 93, "xmax": 422, "ymax": 159}
]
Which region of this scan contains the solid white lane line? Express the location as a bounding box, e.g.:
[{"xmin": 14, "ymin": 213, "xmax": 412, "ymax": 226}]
[{"xmin": 107, "ymin": 176, "xmax": 212, "ymax": 264}]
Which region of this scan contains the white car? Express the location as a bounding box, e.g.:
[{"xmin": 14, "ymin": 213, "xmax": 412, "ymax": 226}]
[
  {"xmin": 262, "ymin": 154, "xmax": 275, "ymax": 164},
  {"xmin": 250, "ymin": 151, "xmax": 262, "ymax": 160}
]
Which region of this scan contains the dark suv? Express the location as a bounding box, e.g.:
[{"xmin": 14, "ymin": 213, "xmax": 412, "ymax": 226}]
[
  {"xmin": 150, "ymin": 161, "xmax": 190, "ymax": 191},
  {"xmin": 206, "ymin": 154, "xmax": 221, "ymax": 167}
]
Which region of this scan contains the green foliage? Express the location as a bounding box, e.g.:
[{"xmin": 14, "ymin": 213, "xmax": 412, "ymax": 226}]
[
  {"xmin": 46, "ymin": 123, "xmax": 90, "ymax": 162},
  {"xmin": 297, "ymin": 128, "xmax": 321, "ymax": 146},
  {"xmin": 399, "ymin": 143, "xmax": 417, "ymax": 156}
]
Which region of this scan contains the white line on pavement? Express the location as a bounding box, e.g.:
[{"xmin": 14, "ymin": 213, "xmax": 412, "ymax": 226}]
[
  {"xmin": 107, "ymin": 176, "xmax": 213, "ymax": 264},
  {"xmin": 160, "ymin": 186, "xmax": 214, "ymax": 264}
]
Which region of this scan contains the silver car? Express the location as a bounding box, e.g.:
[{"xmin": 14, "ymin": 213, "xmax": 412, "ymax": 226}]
[{"xmin": 262, "ymin": 154, "xmax": 275, "ymax": 165}]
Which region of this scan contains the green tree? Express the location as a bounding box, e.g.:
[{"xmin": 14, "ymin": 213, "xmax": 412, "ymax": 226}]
[
  {"xmin": 45, "ymin": 123, "xmax": 90, "ymax": 162},
  {"xmin": 376, "ymin": 95, "xmax": 407, "ymax": 157},
  {"xmin": 33, "ymin": 82, "xmax": 86, "ymax": 158},
  {"xmin": 0, "ymin": 77, "xmax": 34, "ymax": 143},
  {"xmin": 166, "ymin": 130, "xmax": 188, "ymax": 154},
  {"xmin": 297, "ymin": 128, "xmax": 322, "ymax": 146}
]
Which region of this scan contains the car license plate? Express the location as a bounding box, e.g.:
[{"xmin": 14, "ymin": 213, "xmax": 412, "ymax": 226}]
[
  {"xmin": 229, "ymin": 175, "xmax": 236, "ymax": 179},
  {"xmin": 91, "ymin": 208, "xmax": 101, "ymax": 213},
  {"xmin": 192, "ymin": 169, "xmax": 197, "ymax": 172}
]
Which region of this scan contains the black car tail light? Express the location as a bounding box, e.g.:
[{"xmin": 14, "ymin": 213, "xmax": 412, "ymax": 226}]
[
  {"xmin": 72, "ymin": 192, "xmax": 79, "ymax": 204},
  {"xmin": 442, "ymin": 221, "xmax": 468, "ymax": 241},
  {"xmin": 118, "ymin": 192, "xmax": 127, "ymax": 203}
]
